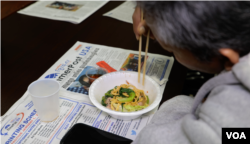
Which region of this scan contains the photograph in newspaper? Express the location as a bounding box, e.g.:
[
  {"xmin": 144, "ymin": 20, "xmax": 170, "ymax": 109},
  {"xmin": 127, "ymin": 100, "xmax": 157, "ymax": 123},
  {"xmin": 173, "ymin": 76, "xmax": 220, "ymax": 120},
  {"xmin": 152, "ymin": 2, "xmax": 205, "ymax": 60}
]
[
  {"xmin": 46, "ymin": 1, "xmax": 83, "ymax": 12},
  {"xmin": 66, "ymin": 66, "xmax": 107, "ymax": 95},
  {"xmin": 18, "ymin": 1, "xmax": 108, "ymax": 24},
  {"xmin": 67, "ymin": 66, "xmax": 92, "ymax": 95},
  {"xmin": 120, "ymin": 53, "xmax": 147, "ymax": 72}
]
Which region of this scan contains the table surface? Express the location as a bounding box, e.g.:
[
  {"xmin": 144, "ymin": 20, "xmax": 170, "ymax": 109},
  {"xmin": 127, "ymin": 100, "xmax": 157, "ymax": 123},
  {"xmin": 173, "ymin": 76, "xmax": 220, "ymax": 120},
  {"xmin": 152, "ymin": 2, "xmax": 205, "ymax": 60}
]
[
  {"xmin": 1, "ymin": 1, "xmax": 35, "ymax": 19},
  {"xmin": 1, "ymin": 1, "xmax": 187, "ymax": 116}
]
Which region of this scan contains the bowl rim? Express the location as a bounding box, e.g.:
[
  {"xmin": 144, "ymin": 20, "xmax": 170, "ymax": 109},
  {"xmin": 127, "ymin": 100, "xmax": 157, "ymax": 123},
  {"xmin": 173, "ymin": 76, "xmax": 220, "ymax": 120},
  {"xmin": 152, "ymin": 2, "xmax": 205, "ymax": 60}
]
[{"xmin": 89, "ymin": 71, "xmax": 162, "ymax": 116}]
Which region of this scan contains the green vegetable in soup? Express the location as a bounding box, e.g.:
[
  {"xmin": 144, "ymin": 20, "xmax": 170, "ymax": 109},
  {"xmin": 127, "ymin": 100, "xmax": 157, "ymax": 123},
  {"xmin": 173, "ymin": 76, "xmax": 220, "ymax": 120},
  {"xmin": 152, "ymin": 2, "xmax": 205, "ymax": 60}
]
[
  {"xmin": 146, "ymin": 95, "xmax": 149, "ymax": 104},
  {"xmin": 117, "ymin": 91, "xmax": 135, "ymax": 102},
  {"xmin": 105, "ymin": 89, "xmax": 113, "ymax": 97},
  {"xmin": 101, "ymin": 96, "xmax": 107, "ymax": 106}
]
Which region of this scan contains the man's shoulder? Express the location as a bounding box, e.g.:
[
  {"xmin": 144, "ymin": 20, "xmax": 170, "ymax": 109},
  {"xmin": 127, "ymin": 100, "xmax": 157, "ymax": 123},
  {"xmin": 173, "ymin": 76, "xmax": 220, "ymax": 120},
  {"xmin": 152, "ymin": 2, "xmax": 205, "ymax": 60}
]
[{"xmin": 200, "ymin": 84, "xmax": 250, "ymax": 126}]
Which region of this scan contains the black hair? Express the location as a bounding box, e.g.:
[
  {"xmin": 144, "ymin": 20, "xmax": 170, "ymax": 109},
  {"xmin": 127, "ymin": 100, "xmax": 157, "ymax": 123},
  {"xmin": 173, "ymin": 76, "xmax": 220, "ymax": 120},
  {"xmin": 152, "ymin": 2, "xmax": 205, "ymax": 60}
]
[
  {"xmin": 139, "ymin": 1, "xmax": 250, "ymax": 61},
  {"xmin": 79, "ymin": 75, "xmax": 90, "ymax": 87}
]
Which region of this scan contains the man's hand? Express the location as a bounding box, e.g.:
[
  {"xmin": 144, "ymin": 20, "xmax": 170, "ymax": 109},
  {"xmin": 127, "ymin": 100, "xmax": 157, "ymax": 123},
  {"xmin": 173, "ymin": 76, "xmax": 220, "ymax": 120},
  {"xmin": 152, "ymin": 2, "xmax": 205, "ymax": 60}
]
[{"xmin": 132, "ymin": 6, "xmax": 155, "ymax": 40}]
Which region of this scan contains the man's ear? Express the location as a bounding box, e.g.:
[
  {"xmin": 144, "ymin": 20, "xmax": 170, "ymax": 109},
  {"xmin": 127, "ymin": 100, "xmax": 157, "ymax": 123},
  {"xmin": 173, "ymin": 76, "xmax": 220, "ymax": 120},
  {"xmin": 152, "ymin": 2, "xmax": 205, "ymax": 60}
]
[{"xmin": 219, "ymin": 48, "xmax": 239, "ymax": 71}]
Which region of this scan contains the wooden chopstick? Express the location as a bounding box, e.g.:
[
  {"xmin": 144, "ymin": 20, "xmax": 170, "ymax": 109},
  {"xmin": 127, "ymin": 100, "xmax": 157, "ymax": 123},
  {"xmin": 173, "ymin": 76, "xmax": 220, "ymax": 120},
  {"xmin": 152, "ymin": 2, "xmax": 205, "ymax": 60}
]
[
  {"xmin": 138, "ymin": 9, "xmax": 143, "ymax": 83},
  {"xmin": 142, "ymin": 30, "xmax": 150, "ymax": 86}
]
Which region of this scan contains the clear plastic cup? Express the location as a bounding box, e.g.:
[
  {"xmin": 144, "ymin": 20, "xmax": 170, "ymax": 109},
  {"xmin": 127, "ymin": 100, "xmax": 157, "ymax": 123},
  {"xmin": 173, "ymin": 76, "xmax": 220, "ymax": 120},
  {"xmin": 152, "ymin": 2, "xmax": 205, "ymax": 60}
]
[
  {"xmin": 86, "ymin": 67, "xmax": 107, "ymax": 84},
  {"xmin": 28, "ymin": 79, "xmax": 60, "ymax": 122}
]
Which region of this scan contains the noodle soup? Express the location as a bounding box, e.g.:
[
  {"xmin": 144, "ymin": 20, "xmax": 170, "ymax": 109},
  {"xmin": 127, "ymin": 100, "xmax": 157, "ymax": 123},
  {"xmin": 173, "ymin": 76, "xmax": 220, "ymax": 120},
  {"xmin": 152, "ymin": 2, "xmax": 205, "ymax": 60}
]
[{"xmin": 101, "ymin": 83, "xmax": 149, "ymax": 112}]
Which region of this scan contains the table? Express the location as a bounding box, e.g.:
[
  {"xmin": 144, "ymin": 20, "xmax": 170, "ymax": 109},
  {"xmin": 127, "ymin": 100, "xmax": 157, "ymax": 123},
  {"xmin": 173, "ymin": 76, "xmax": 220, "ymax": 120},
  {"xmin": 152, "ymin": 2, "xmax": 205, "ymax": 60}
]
[
  {"xmin": 1, "ymin": 1, "xmax": 187, "ymax": 116},
  {"xmin": 1, "ymin": 1, "xmax": 34, "ymax": 20}
]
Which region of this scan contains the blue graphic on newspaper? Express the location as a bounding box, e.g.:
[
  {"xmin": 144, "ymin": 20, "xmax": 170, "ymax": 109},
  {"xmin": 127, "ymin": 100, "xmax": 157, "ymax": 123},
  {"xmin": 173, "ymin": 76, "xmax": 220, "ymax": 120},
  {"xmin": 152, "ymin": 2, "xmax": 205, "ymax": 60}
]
[
  {"xmin": 45, "ymin": 73, "xmax": 59, "ymax": 79},
  {"xmin": 55, "ymin": 60, "xmax": 71, "ymax": 72},
  {"xmin": 131, "ymin": 130, "xmax": 136, "ymax": 135},
  {"xmin": 1, "ymin": 110, "xmax": 37, "ymax": 144},
  {"xmin": 1, "ymin": 121, "xmax": 11, "ymax": 136},
  {"xmin": 160, "ymin": 59, "xmax": 170, "ymax": 80},
  {"xmin": 1, "ymin": 112, "xmax": 25, "ymax": 136}
]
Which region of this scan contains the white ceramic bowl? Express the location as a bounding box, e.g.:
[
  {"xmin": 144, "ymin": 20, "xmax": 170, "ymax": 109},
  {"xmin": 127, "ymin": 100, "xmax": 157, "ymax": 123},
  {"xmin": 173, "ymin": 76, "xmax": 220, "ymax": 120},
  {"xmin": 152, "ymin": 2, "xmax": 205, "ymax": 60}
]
[{"xmin": 89, "ymin": 71, "xmax": 162, "ymax": 120}]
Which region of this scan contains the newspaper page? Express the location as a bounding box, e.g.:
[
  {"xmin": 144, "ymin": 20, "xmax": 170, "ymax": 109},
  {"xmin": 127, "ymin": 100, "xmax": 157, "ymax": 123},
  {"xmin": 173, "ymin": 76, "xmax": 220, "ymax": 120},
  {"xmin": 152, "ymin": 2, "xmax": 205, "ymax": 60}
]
[
  {"xmin": 1, "ymin": 42, "xmax": 174, "ymax": 144},
  {"xmin": 103, "ymin": 1, "xmax": 136, "ymax": 24},
  {"xmin": 18, "ymin": 1, "xmax": 109, "ymax": 24}
]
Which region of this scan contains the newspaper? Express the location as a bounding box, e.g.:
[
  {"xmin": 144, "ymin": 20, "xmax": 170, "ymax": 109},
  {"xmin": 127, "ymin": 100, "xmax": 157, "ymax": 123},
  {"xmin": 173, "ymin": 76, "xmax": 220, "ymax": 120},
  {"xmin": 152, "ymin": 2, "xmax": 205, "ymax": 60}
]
[
  {"xmin": 103, "ymin": 1, "xmax": 136, "ymax": 24},
  {"xmin": 18, "ymin": 1, "xmax": 109, "ymax": 24},
  {"xmin": 1, "ymin": 41, "xmax": 174, "ymax": 143}
]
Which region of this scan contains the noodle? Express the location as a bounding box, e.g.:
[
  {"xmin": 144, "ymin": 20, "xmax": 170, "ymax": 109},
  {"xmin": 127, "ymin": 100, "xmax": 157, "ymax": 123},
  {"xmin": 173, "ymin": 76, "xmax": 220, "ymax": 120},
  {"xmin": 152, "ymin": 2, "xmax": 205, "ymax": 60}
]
[{"xmin": 102, "ymin": 84, "xmax": 149, "ymax": 112}]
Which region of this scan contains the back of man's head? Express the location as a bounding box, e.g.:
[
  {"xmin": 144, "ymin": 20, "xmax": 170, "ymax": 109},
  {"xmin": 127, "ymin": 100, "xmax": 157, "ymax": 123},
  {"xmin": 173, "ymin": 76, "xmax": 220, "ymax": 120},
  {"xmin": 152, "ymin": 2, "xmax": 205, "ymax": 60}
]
[{"xmin": 139, "ymin": 1, "xmax": 250, "ymax": 61}]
